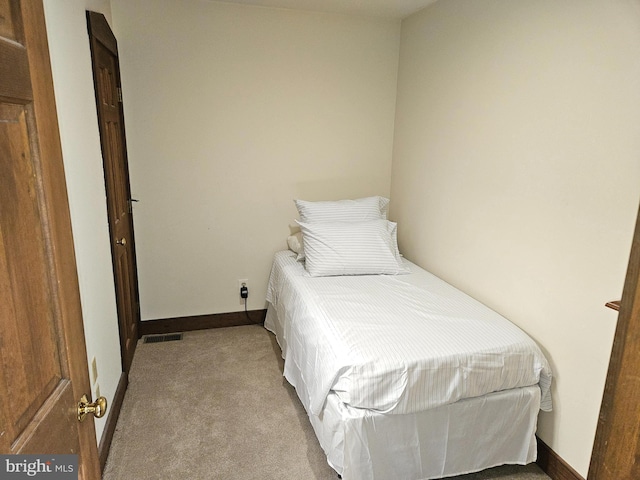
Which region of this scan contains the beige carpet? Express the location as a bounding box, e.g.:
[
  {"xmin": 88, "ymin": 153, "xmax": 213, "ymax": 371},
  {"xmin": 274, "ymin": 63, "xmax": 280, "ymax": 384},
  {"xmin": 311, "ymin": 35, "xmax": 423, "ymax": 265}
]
[{"xmin": 102, "ymin": 325, "xmax": 550, "ymax": 480}]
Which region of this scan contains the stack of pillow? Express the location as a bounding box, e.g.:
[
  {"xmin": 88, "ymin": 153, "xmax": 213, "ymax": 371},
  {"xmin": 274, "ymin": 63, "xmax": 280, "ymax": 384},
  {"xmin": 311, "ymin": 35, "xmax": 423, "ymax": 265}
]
[{"xmin": 287, "ymin": 196, "xmax": 408, "ymax": 277}]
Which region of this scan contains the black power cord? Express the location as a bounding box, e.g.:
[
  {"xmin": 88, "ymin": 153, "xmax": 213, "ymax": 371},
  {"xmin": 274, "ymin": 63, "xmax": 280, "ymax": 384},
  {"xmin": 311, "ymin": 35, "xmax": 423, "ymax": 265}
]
[{"xmin": 240, "ymin": 283, "xmax": 250, "ymax": 321}]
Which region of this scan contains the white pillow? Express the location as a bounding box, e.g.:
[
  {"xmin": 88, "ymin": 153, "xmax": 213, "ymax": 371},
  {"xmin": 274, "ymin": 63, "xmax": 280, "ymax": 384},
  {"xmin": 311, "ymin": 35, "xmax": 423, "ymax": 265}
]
[
  {"xmin": 286, "ymin": 232, "xmax": 305, "ymax": 261},
  {"xmin": 297, "ymin": 220, "xmax": 408, "ymax": 277},
  {"xmin": 294, "ymin": 196, "xmax": 389, "ymax": 223}
]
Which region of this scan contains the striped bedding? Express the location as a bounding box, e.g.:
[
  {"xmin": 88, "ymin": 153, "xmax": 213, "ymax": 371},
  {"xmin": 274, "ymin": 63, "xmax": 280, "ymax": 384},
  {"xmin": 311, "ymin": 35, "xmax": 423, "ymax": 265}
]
[{"xmin": 266, "ymin": 251, "xmax": 552, "ymax": 416}]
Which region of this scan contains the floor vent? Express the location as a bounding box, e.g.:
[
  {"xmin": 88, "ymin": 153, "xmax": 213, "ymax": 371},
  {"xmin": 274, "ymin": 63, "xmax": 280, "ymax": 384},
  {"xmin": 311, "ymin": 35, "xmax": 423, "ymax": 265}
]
[{"xmin": 143, "ymin": 333, "xmax": 183, "ymax": 344}]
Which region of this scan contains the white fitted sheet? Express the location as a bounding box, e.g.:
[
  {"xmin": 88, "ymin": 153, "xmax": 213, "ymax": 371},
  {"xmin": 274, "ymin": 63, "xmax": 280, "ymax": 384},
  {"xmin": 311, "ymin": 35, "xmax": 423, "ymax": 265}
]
[{"xmin": 266, "ymin": 251, "xmax": 552, "ymax": 417}]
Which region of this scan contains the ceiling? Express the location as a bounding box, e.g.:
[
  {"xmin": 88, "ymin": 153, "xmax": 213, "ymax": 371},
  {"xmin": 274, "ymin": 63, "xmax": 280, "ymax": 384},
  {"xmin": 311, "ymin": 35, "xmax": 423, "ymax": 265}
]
[{"xmin": 214, "ymin": 0, "xmax": 439, "ymax": 19}]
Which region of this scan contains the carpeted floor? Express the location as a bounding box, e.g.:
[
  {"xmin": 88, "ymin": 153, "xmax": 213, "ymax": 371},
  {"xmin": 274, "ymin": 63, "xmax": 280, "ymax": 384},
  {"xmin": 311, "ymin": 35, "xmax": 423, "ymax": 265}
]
[{"xmin": 102, "ymin": 325, "xmax": 550, "ymax": 480}]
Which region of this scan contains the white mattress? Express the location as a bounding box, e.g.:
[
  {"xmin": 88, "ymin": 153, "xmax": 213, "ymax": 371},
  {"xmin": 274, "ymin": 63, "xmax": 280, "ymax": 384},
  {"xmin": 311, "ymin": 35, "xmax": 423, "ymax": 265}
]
[{"xmin": 266, "ymin": 250, "xmax": 552, "ymax": 417}]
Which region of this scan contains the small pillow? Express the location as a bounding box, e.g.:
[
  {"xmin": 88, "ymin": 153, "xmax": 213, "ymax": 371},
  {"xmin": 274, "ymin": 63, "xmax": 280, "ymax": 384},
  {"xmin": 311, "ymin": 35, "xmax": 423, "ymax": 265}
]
[
  {"xmin": 287, "ymin": 232, "xmax": 306, "ymax": 261},
  {"xmin": 297, "ymin": 220, "xmax": 408, "ymax": 277},
  {"xmin": 294, "ymin": 196, "xmax": 389, "ymax": 223}
]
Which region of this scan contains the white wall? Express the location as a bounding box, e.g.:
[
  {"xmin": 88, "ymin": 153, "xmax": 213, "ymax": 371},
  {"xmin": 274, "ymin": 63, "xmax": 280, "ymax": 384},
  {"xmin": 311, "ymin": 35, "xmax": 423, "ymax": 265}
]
[
  {"xmin": 391, "ymin": 0, "xmax": 640, "ymax": 476},
  {"xmin": 43, "ymin": 0, "xmax": 122, "ymax": 444},
  {"xmin": 110, "ymin": 0, "xmax": 401, "ymax": 320}
]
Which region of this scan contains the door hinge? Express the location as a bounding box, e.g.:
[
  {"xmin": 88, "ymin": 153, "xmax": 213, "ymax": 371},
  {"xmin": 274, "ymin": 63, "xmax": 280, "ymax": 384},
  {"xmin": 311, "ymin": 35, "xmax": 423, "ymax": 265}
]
[{"xmin": 117, "ymin": 87, "xmax": 123, "ymax": 103}]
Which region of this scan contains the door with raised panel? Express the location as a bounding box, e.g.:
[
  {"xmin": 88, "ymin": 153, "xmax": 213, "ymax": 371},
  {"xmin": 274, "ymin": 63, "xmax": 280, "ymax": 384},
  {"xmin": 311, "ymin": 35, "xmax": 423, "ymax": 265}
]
[
  {"xmin": 0, "ymin": 0, "xmax": 100, "ymax": 477},
  {"xmin": 87, "ymin": 11, "xmax": 140, "ymax": 374}
]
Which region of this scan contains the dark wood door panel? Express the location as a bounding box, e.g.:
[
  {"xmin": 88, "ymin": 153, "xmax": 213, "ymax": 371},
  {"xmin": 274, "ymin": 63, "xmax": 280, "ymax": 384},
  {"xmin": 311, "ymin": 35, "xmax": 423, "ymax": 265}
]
[
  {"xmin": 0, "ymin": 105, "xmax": 62, "ymax": 420},
  {"xmin": 589, "ymin": 201, "xmax": 640, "ymax": 480},
  {"xmin": 0, "ymin": 1, "xmax": 100, "ymax": 476},
  {"xmin": 87, "ymin": 11, "xmax": 140, "ymax": 375},
  {"xmin": 0, "ymin": 0, "xmax": 23, "ymax": 42},
  {"xmin": 0, "ymin": 42, "xmax": 31, "ymax": 100}
]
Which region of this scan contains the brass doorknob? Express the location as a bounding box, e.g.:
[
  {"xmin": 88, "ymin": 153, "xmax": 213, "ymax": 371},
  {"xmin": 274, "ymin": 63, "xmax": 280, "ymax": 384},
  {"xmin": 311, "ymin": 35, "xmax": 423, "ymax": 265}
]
[
  {"xmin": 116, "ymin": 237, "xmax": 127, "ymax": 246},
  {"xmin": 77, "ymin": 394, "xmax": 107, "ymax": 422}
]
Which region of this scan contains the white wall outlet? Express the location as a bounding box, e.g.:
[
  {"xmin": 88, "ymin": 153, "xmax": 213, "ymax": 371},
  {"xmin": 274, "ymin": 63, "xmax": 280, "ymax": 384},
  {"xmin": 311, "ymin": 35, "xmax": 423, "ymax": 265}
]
[{"xmin": 91, "ymin": 357, "xmax": 98, "ymax": 385}]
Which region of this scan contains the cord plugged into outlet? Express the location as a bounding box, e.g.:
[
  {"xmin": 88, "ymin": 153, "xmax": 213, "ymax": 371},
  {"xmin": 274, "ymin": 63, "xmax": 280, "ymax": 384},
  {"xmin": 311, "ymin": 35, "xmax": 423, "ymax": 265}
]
[
  {"xmin": 238, "ymin": 279, "xmax": 250, "ymax": 320},
  {"xmin": 238, "ymin": 279, "xmax": 248, "ymax": 300}
]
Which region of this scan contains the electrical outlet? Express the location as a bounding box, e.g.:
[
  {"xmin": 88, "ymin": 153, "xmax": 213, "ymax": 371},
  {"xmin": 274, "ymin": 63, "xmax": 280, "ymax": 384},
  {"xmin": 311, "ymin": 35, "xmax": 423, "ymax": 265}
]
[
  {"xmin": 91, "ymin": 357, "xmax": 98, "ymax": 385},
  {"xmin": 238, "ymin": 279, "xmax": 248, "ymax": 302}
]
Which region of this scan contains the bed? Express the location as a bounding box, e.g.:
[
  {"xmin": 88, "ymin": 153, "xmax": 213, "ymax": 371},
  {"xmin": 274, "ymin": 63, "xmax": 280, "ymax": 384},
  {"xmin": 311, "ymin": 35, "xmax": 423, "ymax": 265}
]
[{"xmin": 264, "ymin": 197, "xmax": 552, "ymax": 480}]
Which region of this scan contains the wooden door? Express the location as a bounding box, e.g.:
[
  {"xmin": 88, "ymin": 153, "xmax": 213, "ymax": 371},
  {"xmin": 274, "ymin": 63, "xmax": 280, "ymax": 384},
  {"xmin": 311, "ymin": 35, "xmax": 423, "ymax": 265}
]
[
  {"xmin": 87, "ymin": 11, "xmax": 140, "ymax": 374},
  {"xmin": 588, "ymin": 201, "xmax": 640, "ymax": 480},
  {"xmin": 0, "ymin": 0, "xmax": 101, "ymax": 478}
]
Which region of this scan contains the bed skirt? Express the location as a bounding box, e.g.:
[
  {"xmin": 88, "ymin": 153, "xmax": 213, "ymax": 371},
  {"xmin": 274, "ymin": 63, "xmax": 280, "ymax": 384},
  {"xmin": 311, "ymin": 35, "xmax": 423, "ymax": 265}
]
[{"xmin": 265, "ymin": 303, "xmax": 540, "ymax": 480}]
